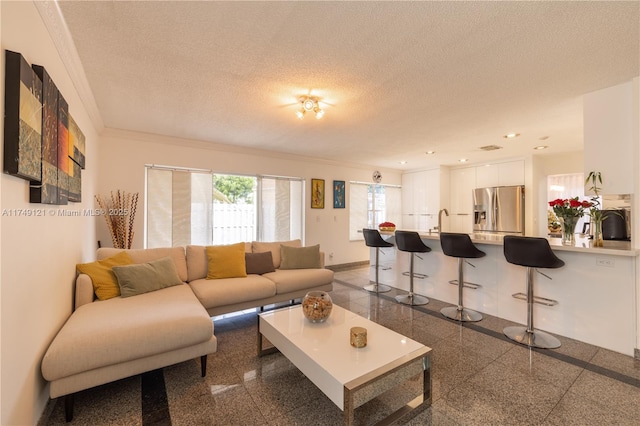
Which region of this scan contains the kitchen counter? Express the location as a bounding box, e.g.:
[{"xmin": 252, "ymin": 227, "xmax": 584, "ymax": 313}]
[
  {"xmin": 380, "ymin": 229, "xmax": 637, "ymax": 256},
  {"xmin": 370, "ymin": 228, "xmax": 638, "ymax": 356}
]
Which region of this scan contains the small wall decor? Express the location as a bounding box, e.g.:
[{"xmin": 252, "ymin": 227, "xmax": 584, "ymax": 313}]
[
  {"xmin": 333, "ymin": 180, "xmax": 345, "ymax": 208},
  {"xmin": 3, "ymin": 50, "xmax": 43, "ymax": 181},
  {"xmin": 311, "ymin": 178, "xmax": 325, "ymax": 209}
]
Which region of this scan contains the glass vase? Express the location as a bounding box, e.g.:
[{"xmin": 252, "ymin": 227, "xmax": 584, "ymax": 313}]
[
  {"xmin": 560, "ymin": 216, "xmax": 578, "ymax": 246},
  {"xmin": 593, "ymin": 218, "xmax": 604, "ymax": 247}
]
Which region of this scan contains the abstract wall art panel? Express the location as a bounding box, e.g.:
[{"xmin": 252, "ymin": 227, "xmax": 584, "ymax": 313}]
[
  {"xmin": 30, "ymin": 65, "xmax": 59, "ymax": 204},
  {"xmin": 68, "ymin": 161, "xmax": 81, "ymax": 202},
  {"xmin": 57, "ymin": 94, "xmax": 69, "ymax": 205},
  {"xmin": 3, "ymin": 50, "xmax": 42, "ymax": 181},
  {"xmin": 69, "ymin": 115, "xmax": 85, "ymax": 169}
]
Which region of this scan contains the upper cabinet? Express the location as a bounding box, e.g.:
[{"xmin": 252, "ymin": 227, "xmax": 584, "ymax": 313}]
[
  {"xmin": 475, "ymin": 160, "xmax": 524, "ymax": 188},
  {"xmin": 583, "ymin": 81, "xmax": 636, "ymax": 195}
]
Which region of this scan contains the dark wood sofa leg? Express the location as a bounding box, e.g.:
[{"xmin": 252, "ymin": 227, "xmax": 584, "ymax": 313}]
[
  {"xmin": 65, "ymin": 394, "xmax": 74, "ymax": 422},
  {"xmin": 201, "ymin": 355, "xmax": 207, "ymax": 377}
]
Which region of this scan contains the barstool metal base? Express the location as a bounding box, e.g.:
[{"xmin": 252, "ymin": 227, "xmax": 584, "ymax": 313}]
[
  {"xmin": 503, "ymin": 326, "xmax": 561, "ymax": 349},
  {"xmin": 364, "ymin": 283, "xmax": 392, "ymax": 293},
  {"xmin": 441, "ymin": 306, "xmax": 482, "ymax": 322},
  {"xmin": 395, "ymin": 293, "xmax": 429, "ymax": 306}
]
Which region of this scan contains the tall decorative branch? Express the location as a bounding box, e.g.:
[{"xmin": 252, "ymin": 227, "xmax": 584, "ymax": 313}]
[{"xmin": 95, "ymin": 190, "xmax": 139, "ymax": 249}]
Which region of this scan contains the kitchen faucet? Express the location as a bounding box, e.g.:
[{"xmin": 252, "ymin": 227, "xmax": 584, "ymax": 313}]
[{"xmin": 437, "ymin": 208, "xmax": 449, "ymax": 233}]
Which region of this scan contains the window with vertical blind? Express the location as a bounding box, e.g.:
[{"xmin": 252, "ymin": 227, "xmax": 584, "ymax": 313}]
[
  {"xmin": 349, "ymin": 182, "xmax": 401, "ymax": 240},
  {"xmin": 145, "ymin": 166, "xmax": 304, "ymax": 248}
]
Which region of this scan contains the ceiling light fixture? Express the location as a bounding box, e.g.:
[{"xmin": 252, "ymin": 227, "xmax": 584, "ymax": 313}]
[
  {"xmin": 426, "ymin": 151, "xmax": 436, "ymax": 155},
  {"xmin": 296, "ymin": 95, "xmax": 324, "ymax": 120},
  {"xmin": 399, "ymin": 161, "xmax": 407, "ymax": 165},
  {"xmin": 458, "ymin": 158, "xmax": 468, "ymax": 163},
  {"xmin": 533, "ymin": 145, "xmax": 548, "ymax": 150},
  {"xmin": 503, "ymin": 133, "xmax": 520, "ymax": 139}
]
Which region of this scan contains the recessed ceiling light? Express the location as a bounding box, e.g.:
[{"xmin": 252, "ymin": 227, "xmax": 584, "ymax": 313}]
[
  {"xmin": 399, "ymin": 161, "xmax": 407, "ymax": 165},
  {"xmin": 425, "ymin": 151, "xmax": 435, "ymax": 155},
  {"xmin": 503, "ymin": 133, "xmax": 520, "ymax": 139},
  {"xmin": 458, "ymin": 158, "xmax": 468, "ymax": 163},
  {"xmin": 539, "ymin": 136, "xmax": 549, "ymax": 141},
  {"xmin": 533, "ymin": 145, "xmax": 548, "ymax": 150}
]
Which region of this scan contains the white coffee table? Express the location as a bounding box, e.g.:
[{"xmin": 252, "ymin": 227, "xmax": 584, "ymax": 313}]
[{"xmin": 258, "ymin": 304, "xmax": 432, "ymax": 425}]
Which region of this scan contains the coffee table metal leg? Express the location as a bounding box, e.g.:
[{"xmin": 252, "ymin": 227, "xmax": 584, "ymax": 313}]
[
  {"xmin": 342, "ymin": 354, "xmax": 431, "ymax": 425},
  {"xmin": 257, "ymin": 315, "xmax": 279, "ymax": 357}
]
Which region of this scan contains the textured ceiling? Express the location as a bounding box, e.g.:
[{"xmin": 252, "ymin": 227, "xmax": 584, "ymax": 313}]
[{"xmin": 57, "ymin": 1, "xmax": 639, "ymax": 170}]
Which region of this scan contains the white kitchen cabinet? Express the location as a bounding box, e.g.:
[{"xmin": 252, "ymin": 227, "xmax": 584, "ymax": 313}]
[
  {"xmin": 475, "ymin": 160, "xmax": 524, "ymax": 188},
  {"xmin": 583, "ymin": 81, "xmax": 635, "ymax": 195},
  {"xmin": 498, "ymin": 160, "xmax": 525, "ymax": 186},
  {"xmin": 402, "ymin": 169, "xmax": 440, "ymax": 231},
  {"xmin": 475, "ymin": 164, "xmax": 499, "ymax": 188},
  {"xmin": 449, "ymin": 167, "xmax": 476, "ymax": 233}
]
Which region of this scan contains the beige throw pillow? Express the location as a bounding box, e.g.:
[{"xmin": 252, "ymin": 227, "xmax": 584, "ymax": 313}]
[
  {"xmin": 280, "ymin": 245, "xmax": 321, "ymax": 270},
  {"xmin": 112, "ymin": 257, "xmax": 183, "ymax": 297}
]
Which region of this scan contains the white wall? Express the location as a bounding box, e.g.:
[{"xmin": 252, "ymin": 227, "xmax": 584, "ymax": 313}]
[
  {"xmin": 0, "ymin": 2, "xmax": 99, "ymax": 424},
  {"xmin": 98, "ymin": 129, "xmax": 402, "ymax": 266}
]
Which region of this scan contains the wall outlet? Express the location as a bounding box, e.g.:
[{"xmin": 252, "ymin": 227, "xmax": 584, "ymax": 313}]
[
  {"xmin": 329, "ymin": 252, "xmax": 334, "ymax": 259},
  {"xmin": 596, "ymin": 257, "xmax": 615, "ymax": 267}
]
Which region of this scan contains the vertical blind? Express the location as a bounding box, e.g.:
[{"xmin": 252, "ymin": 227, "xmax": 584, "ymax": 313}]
[{"xmin": 146, "ymin": 166, "xmax": 303, "ymax": 248}]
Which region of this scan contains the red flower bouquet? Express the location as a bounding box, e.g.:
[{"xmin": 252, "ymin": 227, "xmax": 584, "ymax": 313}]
[
  {"xmin": 548, "ymin": 197, "xmax": 592, "ymax": 218},
  {"xmin": 548, "ymin": 197, "xmax": 592, "ymax": 245}
]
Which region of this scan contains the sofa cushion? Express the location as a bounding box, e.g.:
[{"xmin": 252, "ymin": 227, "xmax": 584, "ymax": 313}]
[
  {"xmin": 97, "ymin": 247, "xmax": 188, "ymax": 282},
  {"xmin": 41, "ymin": 285, "xmax": 212, "ymax": 381},
  {"xmin": 252, "ymin": 239, "xmax": 301, "ymax": 269},
  {"xmin": 113, "ymin": 257, "xmax": 183, "ymax": 297},
  {"xmin": 280, "ymin": 244, "xmax": 321, "ymax": 270},
  {"xmin": 263, "ymin": 268, "xmax": 334, "ymax": 294},
  {"xmin": 76, "ymin": 251, "xmax": 134, "ymax": 300},
  {"xmin": 186, "ymin": 243, "xmax": 252, "ymax": 282},
  {"xmin": 245, "ymin": 252, "xmax": 276, "ymax": 275},
  {"xmin": 206, "ymin": 243, "xmax": 247, "ymax": 279},
  {"xmin": 189, "ymin": 275, "xmax": 276, "ymax": 309}
]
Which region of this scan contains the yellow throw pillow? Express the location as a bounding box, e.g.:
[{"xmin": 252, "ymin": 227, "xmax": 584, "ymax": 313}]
[
  {"xmin": 206, "ymin": 242, "xmax": 247, "ymax": 279},
  {"xmin": 76, "ymin": 251, "xmax": 134, "ymax": 300}
]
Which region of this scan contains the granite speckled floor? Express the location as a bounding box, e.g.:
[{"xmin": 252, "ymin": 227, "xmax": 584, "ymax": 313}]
[{"xmin": 39, "ymin": 266, "xmax": 640, "ymax": 425}]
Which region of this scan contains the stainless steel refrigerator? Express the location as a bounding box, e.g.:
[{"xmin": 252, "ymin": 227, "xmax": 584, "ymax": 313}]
[{"xmin": 473, "ymin": 185, "xmax": 525, "ymax": 234}]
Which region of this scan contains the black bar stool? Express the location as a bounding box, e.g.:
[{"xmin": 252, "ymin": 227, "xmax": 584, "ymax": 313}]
[
  {"xmin": 394, "ymin": 230, "xmax": 431, "ymax": 306},
  {"xmin": 439, "ymin": 232, "xmax": 485, "ymax": 322},
  {"xmin": 362, "ymin": 228, "xmax": 393, "ymax": 294},
  {"xmin": 503, "ymin": 236, "xmax": 564, "ymax": 349}
]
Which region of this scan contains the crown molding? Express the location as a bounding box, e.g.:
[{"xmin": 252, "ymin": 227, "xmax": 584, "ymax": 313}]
[{"xmin": 35, "ymin": 0, "xmax": 104, "ymax": 130}]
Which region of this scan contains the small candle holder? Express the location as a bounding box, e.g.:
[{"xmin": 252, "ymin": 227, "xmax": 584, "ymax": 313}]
[{"xmin": 350, "ymin": 326, "xmax": 367, "ymax": 348}]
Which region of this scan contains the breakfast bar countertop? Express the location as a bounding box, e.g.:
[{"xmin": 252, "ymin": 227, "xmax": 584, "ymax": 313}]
[{"xmin": 379, "ymin": 229, "xmax": 638, "ymax": 257}]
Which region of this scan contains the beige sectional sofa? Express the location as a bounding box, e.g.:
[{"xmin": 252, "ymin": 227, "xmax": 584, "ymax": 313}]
[{"xmin": 41, "ymin": 240, "xmax": 333, "ymax": 421}]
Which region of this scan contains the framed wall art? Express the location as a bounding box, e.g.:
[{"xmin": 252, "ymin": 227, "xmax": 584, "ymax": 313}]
[
  {"xmin": 3, "ymin": 50, "xmax": 42, "ymax": 182},
  {"xmin": 311, "ymin": 178, "xmax": 325, "ymax": 209},
  {"xmin": 333, "ymin": 180, "xmax": 345, "ymax": 208}
]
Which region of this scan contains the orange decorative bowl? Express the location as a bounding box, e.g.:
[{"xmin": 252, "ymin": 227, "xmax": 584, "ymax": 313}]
[{"xmin": 379, "ymin": 226, "xmax": 396, "ymax": 232}]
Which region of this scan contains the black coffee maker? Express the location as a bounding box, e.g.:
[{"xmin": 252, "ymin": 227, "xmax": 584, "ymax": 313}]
[{"xmin": 602, "ymin": 209, "xmax": 630, "ymax": 240}]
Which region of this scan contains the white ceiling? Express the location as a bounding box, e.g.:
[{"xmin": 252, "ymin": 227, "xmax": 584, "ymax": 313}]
[{"xmin": 55, "ymin": 1, "xmax": 639, "ymax": 171}]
